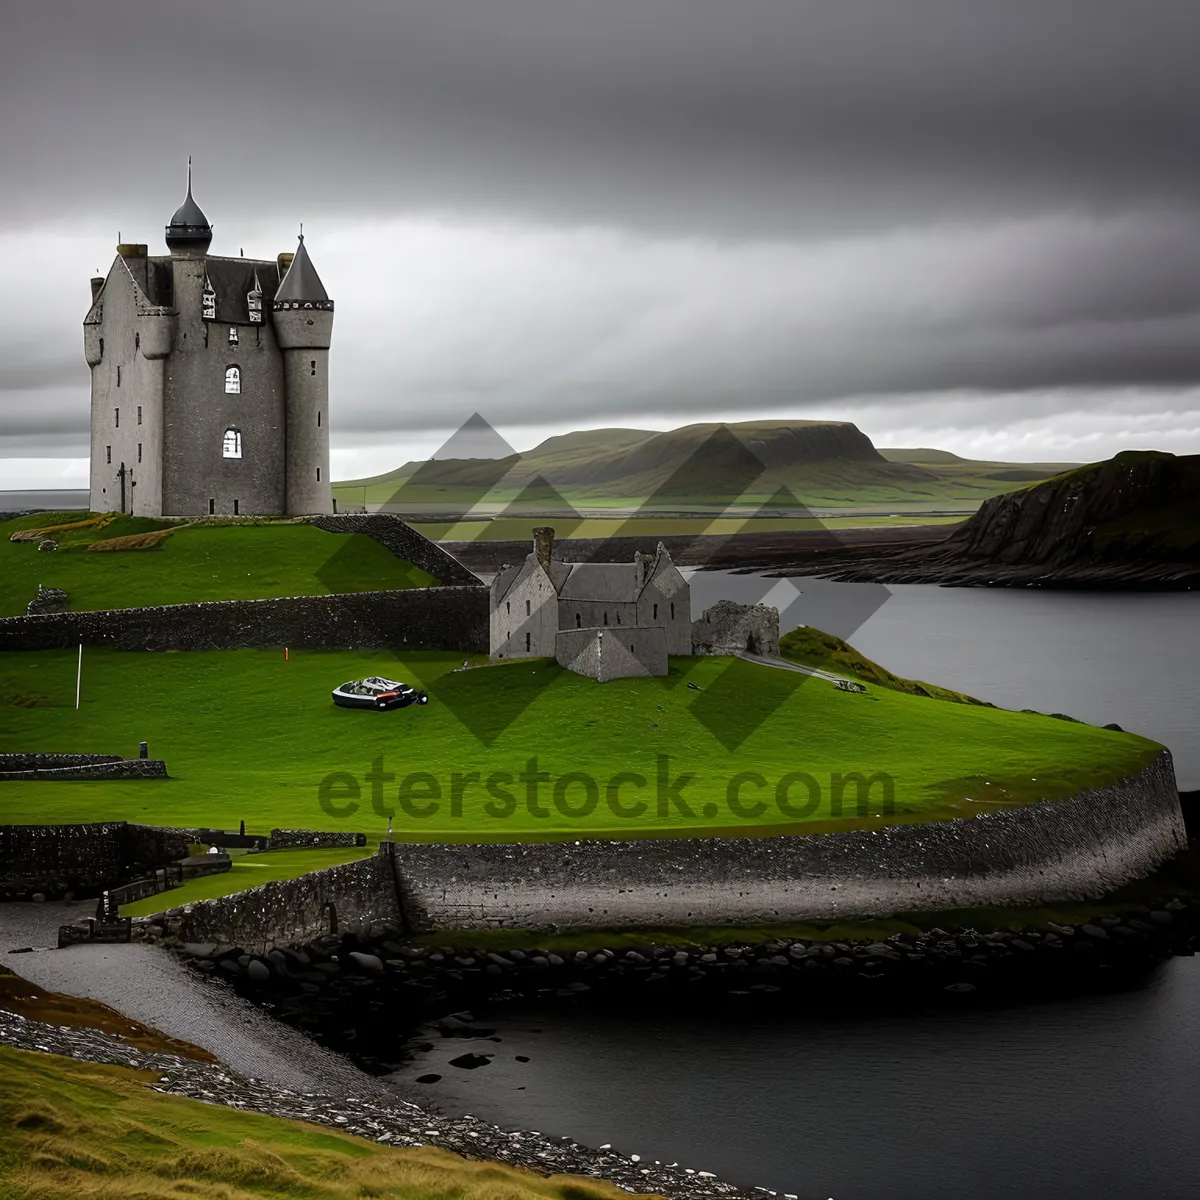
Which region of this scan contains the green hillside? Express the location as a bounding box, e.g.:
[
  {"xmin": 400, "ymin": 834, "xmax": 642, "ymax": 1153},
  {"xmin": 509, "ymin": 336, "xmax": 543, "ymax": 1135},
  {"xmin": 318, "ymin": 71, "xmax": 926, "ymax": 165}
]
[
  {"xmin": 0, "ymin": 512, "xmax": 436, "ymax": 617},
  {"xmin": 335, "ymin": 420, "xmax": 1084, "ymax": 517},
  {"xmin": 0, "ymin": 646, "xmax": 1158, "ymax": 841},
  {"xmin": 0, "ymin": 1046, "xmax": 627, "ymax": 1200}
]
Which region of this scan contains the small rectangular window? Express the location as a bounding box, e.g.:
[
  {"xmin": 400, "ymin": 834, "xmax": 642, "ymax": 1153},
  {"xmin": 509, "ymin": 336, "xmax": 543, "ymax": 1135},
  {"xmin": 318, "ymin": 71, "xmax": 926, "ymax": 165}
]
[
  {"xmin": 525, "ymin": 632, "xmax": 531, "ymax": 652},
  {"xmin": 310, "ymin": 359, "xmax": 316, "ymax": 375},
  {"xmin": 114, "ymin": 407, "xmax": 119, "ymax": 427},
  {"xmin": 209, "ymin": 499, "xmax": 215, "ymax": 514},
  {"xmin": 233, "ymin": 499, "xmax": 240, "ymax": 515},
  {"xmin": 316, "ymin": 467, "xmax": 321, "ymax": 481},
  {"xmin": 137, "ymin": 443, "xmax": 142, "ymax": 463},
  {"xmin": 137, "ymin": 405, "xmax": 142, "ymax": 425},
  {"xmin": 106, "ymin": 446, "xmax": 111, "ymax": 464},
  {"xmin": 317, "ymin": 411, "xmax": 321, "ymax": 427},
  {"xmin": 116, "ymin": 365, "xmax": 121, "ymax": 387},
  {"xmin": 526, "ymin": 599, "xmax": 531, "ymax": 616},
  {"xmin": 135, "ymin": 331, "xmax": 140, "ymax": 351},
  {"xmin": 229, "ymin": 326, "xmax": 239, "ymax": 345}
]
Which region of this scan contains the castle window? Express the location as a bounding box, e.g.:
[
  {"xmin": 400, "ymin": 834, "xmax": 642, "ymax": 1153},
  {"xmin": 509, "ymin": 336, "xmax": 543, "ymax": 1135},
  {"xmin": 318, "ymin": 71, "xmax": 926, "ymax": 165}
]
[
  {"xmin": 576, "ymin": 613, "xmax": 581, "ymax": 628},
  {"xmin": 202, "ymin": 275, "xmax": 216, "ymax": 320},
  {"xmin": 229, "ymin": 326, "xmax": 239, "ymax": 346},
  {"xmin": 317, "ymin": 467, "xmax": 321, "ymax": 481},
  {"xmin": 247, "ymin": 284, "xmax": 262, "ymax": 324},
  {"xmin": 137, "ymin": 443, "xmax": 142, "ymax": 463},
  {"xmin": 525, "ymin": 632, "xmax": 531, "ymax": 652},
  {"xmin": 98, "ymin": 337, "xmax": 104, "ymax": 357},
  {"xmin": 106, "ymin": 446, "xmax": 111, "ymax": 464},
  {"xmin": 234, "ymin": 499, "xmax": 240, "ymax": 515},
  {"xmin": 317, "ymin": 411, "xmax": 321, "ymax": 427},
  {"xmin": 506, "ymin": 601, "xmax": 510, "ymax": 615},
  {"xmin": 135, "ymin": 331, "xmax": 140, "ymax": 351},
  {"xmin": 209, "ymin": 499, "xmax": 215, "ymax": 514},
  {"xmin": 526, "ymin": 599, "xmax": 531, "ymax": 617},
  {"xmin": 310, "ymin": 359, "xmax": 316, "ymax": 376},
  {"xmin": 137, "ymin": 405, "xmax": 142, "ymax": 425},
  {"xmin": 222, "ymin": 428, "xmax": 242, "ymax": 459},
  {"xmin": 114, "ymin": 407, "xmax": 119, "ymax": 427},
  {"xmin": 116, "ymin": 365, "xmax": 121, "ymax": 387},
  {"xmin": 224, "ymin": 366, "xmax": 241, "ymax": 394},
  {"xmin": 603, "ymin": 612, "xmax": 608, "ymax": 625},
  {"xmin": 671, "ymin": 602, "xmax": 675, "ymax": 619},
  {"xmin": 653, "ymin": 602, "xmax": 658, "ymax": 620}
]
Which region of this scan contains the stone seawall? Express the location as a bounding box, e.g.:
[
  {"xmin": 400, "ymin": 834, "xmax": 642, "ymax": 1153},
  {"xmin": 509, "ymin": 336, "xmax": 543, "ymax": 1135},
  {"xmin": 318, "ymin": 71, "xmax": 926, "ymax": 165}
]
[
  {"xmin": 137, "ymin": 753, "xmax": 1186, "ymax": 945},
  {"xmin": 0, "ymin": 586, "xmax": 489, "ymax": 653},
  {"xmin": 389, "ymin": 750, "xmax": 1184, "ymax": 931},
  {"xmin": 153, "ymin": 851, "xmax": 402, "ymax": 953}
]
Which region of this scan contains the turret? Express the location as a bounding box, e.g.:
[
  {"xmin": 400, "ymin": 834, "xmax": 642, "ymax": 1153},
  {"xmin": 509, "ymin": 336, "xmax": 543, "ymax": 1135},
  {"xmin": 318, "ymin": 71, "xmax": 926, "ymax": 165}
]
[
  {"xmin": 272, "ymin": 233, "xmax": 333, "ymax": 515},
  {"xmin": 164, "ymin": 160, "xmax": 212, "ymax": 258}
]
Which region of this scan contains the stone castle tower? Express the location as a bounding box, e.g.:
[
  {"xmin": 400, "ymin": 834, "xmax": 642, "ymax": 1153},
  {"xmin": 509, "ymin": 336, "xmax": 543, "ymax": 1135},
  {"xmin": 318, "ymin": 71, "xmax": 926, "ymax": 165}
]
[{"xmin": 83, "ymin": 168, "xmax": 334, "ymax": 516}]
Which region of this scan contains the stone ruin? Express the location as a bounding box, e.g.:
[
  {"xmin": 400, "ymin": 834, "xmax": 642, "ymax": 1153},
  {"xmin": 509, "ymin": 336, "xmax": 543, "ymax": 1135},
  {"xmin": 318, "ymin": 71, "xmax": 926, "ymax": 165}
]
[
  {"xmin": 26, "ymin": 584, "xmax": 69, "ymax": 616},
  {"xmin": 691, "ymin": 599, "xmax": 780, "ymax": 657}
]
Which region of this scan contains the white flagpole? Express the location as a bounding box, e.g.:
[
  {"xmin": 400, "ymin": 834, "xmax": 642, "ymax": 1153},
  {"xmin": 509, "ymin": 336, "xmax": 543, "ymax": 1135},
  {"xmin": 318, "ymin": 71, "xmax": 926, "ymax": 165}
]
[{"xmin": 75, "ymin": 643, "xmax": 83, "ymax": 710}]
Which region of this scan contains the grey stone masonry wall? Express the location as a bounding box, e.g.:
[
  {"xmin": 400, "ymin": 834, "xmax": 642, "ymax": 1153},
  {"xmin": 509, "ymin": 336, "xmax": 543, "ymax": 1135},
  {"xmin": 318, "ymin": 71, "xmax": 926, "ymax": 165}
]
[
  {"xmin": 0, "ymin": 586, "xmax": 489, "ymax": 653},
  {"xmin": 0, "ymin": 822, "xmax": 192, "ymax": 899},
  {"xmin": 267, "ymin": 829, "xmax": 368, "ymax": 850},
  {"xmin": 0, "ymin": 757, "xmax": 167, "ymax": 781},
  {"xmin": 149, "ymin": 846, "xmax": 402, "ymax": 953},
  {"xmin": 388, "ymin": 751, "xmax": 1185, "ymax": 931},
  {"xmin": 309, "ymin": 514, "xmax": 483, "ymax": 587}
]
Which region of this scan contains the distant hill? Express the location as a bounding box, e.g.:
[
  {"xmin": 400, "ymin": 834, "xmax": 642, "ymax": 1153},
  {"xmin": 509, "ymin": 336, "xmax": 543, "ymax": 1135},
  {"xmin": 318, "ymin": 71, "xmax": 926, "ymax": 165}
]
[
  {"xmin": 880, "ymin": 448, "xmax": 970, "ymax": 464},
  {"xmin": 334, "ymin": 419, "xmax": 1086, "ymax": 515}
]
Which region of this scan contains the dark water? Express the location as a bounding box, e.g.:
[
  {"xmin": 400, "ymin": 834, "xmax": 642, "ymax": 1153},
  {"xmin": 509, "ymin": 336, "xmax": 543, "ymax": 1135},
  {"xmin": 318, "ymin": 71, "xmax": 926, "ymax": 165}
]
[
  {"xmin": 414, "ymin": 577, "xmax": 1200, "ymax": 1199},
  {"xmin": 409, "ymin": 962, "xmax": 1200, "ymax": 1200}
]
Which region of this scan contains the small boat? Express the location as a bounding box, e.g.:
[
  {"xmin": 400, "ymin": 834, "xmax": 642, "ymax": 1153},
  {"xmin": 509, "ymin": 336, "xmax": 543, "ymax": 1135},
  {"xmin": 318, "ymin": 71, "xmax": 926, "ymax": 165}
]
[{"xmin": 331, "ymin": 676, "xmax": 429, "ymax": 711}]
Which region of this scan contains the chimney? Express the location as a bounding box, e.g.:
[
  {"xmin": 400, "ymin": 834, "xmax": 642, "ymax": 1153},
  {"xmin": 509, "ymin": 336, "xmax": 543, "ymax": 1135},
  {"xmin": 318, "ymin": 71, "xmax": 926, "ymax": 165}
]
[
  {"xmin": 533, "ymin": 526, "xmax": 555, "ymax": 571},
  {"xmin": 277, "ymin": 252, "xmax": 294, "ymax": 278},
  {"xmin": 90, "ymin": 277, "xmax": 105, "ymax": 303}
]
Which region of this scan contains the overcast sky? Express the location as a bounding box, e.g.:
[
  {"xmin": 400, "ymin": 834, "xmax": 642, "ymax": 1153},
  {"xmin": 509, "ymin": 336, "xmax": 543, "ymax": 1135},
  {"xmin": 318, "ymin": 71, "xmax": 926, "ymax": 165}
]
[{"xmin": 4, "ymin": 0, "xmax": 1200, "ymax": 487}]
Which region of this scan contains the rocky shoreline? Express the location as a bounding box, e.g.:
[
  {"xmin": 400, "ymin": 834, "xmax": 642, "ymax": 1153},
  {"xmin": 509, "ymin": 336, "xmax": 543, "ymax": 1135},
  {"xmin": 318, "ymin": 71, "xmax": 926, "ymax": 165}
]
[
  {"xmin": 0, "ymin": 1005, "xmax": 763, "ymax": 1199},
  {"xmin": 130, "ymin": 894, "xmax": 1200, "ymax": 1077}
]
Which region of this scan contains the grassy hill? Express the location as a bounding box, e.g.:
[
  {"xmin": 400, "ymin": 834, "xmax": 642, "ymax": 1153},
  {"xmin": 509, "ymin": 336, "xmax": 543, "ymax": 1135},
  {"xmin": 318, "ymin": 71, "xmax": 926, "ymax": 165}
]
[
  {"xmin": 335, "ymin": 419, "xmax": 1086, "ymax": 517},
  {"xmin": 0, "ymin": 1045, "xmax": 630, "ymax": 1200},
  {"xmin": 0, "ymin": 646, "xmax": 1159, "ymax": 843},
  {"xmin": 0, "ymin": 512, "xmax": 436, "ymax": 618}
]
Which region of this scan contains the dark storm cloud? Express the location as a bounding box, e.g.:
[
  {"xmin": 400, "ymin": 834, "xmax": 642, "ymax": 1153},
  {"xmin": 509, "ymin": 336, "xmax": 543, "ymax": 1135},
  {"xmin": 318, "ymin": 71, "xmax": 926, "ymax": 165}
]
[
  {"xmin": 4, "ymin": 0, "xmax": 1200, "ymax": 236},
  {"xmin": 3, "ymin": 0, "xmax": 1200, "ymax": 463}
]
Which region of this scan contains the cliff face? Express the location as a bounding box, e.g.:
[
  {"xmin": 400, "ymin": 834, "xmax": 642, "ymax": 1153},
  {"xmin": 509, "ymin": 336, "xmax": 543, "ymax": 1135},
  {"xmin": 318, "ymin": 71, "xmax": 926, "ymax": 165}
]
[{"xmin": 945, "ymin": 451, "xmax": 1200, "ymax": 566}]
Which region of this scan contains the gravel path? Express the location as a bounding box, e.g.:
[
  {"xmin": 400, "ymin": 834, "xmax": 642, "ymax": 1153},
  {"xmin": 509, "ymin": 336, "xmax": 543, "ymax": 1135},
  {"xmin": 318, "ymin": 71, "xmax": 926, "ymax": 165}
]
[{"xmin": 1, "ymin": 901, "xmax": 392, "ymax": 1097}]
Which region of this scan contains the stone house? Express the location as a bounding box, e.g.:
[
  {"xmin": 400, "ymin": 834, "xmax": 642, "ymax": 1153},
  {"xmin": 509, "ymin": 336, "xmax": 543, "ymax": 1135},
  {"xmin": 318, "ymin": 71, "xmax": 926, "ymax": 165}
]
[{"xmin": 490, "ymin": 527, "xmax": 691, "ymax": 679}]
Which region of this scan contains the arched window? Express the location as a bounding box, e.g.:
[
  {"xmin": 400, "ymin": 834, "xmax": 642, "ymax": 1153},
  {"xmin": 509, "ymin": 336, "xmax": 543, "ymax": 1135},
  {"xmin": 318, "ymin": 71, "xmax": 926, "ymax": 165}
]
[
  {"xmin": 224, "ymin": 366, "xmax": 241, "ymax": 394},
  {"xmin": 222, "ymin": 428, "xmax": 242, "ymax": 459}
]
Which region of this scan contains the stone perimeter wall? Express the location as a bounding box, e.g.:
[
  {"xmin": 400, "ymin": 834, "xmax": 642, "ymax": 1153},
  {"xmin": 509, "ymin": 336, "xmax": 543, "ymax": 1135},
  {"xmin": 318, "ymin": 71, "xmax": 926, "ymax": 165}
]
[
  {"xmin": 308, "ymin": 514, "xmax": 482, "ymax": 588},
  {"xmin": 0, "ymin": 586, "xmax": 489, "ymax": 653},
  {"xmin": 138, "ymin": 752, "xmax": 1186, "ymax": 948},
  {"xmin": 388, "ymin": 752, "xmax": 1184, "ymax": 931},
  {"xmin": 0, "ymin": 754, "xmax": 167, "ymax": 781}
]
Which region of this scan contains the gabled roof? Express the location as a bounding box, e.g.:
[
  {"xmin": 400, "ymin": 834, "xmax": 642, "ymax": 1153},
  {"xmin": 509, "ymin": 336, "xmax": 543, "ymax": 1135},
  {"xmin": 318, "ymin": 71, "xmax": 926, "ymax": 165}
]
[
  {"xmin": 559, "ymin": 561, "xmax": 642, "ymax": 603},
  {"xmin": 275, "ymin": 234, "xmax": 330, "ymax": 304}
]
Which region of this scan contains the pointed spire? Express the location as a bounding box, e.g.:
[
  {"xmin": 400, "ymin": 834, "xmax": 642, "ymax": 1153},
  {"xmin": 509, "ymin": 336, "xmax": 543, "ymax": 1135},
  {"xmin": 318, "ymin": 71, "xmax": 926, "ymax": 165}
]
[
  {"xmin": 274, "ymin": 231, "xmax": 331, "ymax": 307},
  {"xmin": 165, "ymin": 158, "xmax": 212, "ymax": 255}
]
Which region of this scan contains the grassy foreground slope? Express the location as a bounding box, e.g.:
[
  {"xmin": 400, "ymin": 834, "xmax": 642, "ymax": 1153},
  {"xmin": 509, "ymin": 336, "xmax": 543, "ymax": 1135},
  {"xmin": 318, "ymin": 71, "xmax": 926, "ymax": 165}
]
[
  {"xmin": 0, "ymin": 513, "xmax": 436, "ymax": 618},
  {"xmin": 0, "ymin": 1047, "xmax": 635, "ymax": 1200},
  {"xmin": 0, "ymin": 647, "xmax": 1159, "ymax": 839}
]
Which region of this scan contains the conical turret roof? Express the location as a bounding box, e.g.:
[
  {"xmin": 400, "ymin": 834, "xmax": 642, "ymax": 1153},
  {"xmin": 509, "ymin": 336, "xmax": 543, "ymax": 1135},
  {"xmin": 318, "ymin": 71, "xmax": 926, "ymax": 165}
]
[{"xmin": 275, "ymin": 234, "xmax": 330, "ymax": 305}]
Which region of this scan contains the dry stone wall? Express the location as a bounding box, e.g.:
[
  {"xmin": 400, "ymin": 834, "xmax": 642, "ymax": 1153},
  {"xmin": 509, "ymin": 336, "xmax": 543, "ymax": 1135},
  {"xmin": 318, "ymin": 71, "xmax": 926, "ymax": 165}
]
[
  {"xmin": 0, "ymin": 586, "xmax": 488, "ymax": 653},
  {"xmin": 309, "ymin": 514, "xmax": 482, "ymax": 587}
]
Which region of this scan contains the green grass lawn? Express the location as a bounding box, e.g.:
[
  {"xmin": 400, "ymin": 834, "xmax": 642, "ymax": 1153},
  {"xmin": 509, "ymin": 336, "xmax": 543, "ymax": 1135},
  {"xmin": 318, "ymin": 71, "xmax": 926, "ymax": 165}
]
[
  {"xmin": 0, "ymin": 1046, "xmax": 628, "ymax": 1200},
  {"xmin": 0, "ymin": 647, "xmax": 1160, "ymax": 844},
  {"xmin": 120, "ymin": 846, "xmax": 376, "ymax": 917},
  {"xmin": 0, "ymin": 513, "xmax": 436, "ymax": 617}
]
